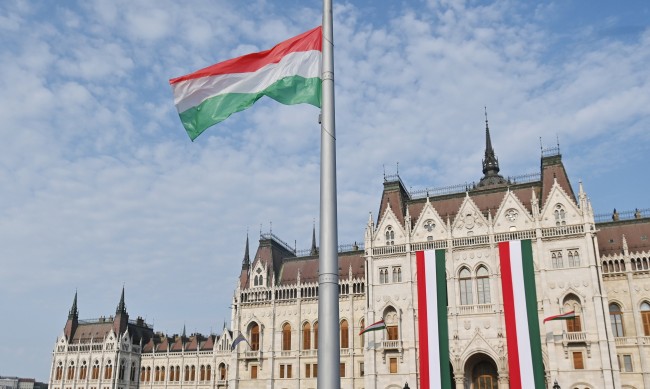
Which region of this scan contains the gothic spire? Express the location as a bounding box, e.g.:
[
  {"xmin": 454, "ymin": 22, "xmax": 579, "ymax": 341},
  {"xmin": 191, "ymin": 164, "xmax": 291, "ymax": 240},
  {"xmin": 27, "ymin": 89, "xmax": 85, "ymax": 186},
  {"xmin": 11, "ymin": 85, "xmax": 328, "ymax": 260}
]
[
  {"xmin": 242, "ymin": 233, "xmax": 250, "ymax": 270},
  {"xmin": 68, "ymin": 290, "xmax": 79, "ymax": 319},
  {"xmin": 310, "ymin": 222, "xmax": 319, "ymax": 256},
  {"xmin": 116, "ymin": 286, "xmax": 127, "ymax": 315},
  {"xmin": 478, "ymin": 108, "xmax": 507, "ymax": 188}
]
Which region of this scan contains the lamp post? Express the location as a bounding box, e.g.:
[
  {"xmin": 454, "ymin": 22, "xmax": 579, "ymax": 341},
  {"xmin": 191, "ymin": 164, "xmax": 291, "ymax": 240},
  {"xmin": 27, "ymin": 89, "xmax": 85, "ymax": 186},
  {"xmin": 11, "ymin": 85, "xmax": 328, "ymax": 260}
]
[{"xmin": 553, "ymin": 379, "xmax": 561, "ymax": 389}]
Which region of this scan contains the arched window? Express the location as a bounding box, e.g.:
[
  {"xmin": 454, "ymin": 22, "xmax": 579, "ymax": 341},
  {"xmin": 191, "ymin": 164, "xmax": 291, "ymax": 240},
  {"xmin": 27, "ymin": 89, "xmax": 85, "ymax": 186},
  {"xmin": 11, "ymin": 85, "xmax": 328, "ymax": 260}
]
[
  {"xmin": 476, "ymin": 266, "xmax": 491, "ymax": 304},
  {"xmin": 80, "ymin": 361, "xmax": 88, "ymax": 380},
  {"xmin": 314, "ymin": 321, "xmax": 319, "ymax": 349},
  {"xmin": 472, "ymin": 361, "xmax": 498, "ymax": 389},
  {"xmin": 93, "ymin": 361, "xmax": 101, "ymax": 380},
  {"xmin": 145, "ymin": 366, "xmax": 150, "ymax": 382},
  {"xmin": 282, "ymin": 323, "xmax": 292, "ymax": 351},
  {"xmin": 119, "ymin": 361, "xmax": 126, "ymax": 380},
  {"xmin": 169, "ymin": 365, "xmax": 175, "ymax": 382},
  {"xmin": 384, "ymin": 307, "xmax": 399, "ymax": 340},
  {"xmin": 459, "ymin": 268, "xmax": 473, "ymax": 305},
  {"xmin": 191, "ymin": 365, "xmax": 196, "ymax": 381},
  {"xmin": 359, "ymin": 319, "xmax": 365, "ymax": 348},
  {"xmin": 104, "ymin": 360, "xmax": 113, "ymax": 380},
  {"xmin": 641, "ymin": 302, "xmax": 650, "ymax": 336},
  {"xmin": 552, "ymin": 251, "xmax": 563, "ymax": 269},
  {"xmin": 175, "ymin": 366, "xmax": 180, "ymax": 382},
  {"xmin": 67, "ymin": 361, "xmax": 75, "ymax": 380},
  {"xmin": 250, "ymin": 323, "xmax": 260, "ymax": 351},
  {"xmin": 554, "ymin": 204, "xmax": 566, "ymax": 226},
  {"xmin": 200, "ymin": 365, "xmax": 206, "ymax": 381},
  {"xmin": 140, "ymin": 367, "xmax": 145, "ymax": 382},
  {"xmin": 154, "ymin": 366, "xmax": 160, "ymax": 382},
  {"xmin": 340, "ymin": 320, "xmax": 349, "ymax": 348},
  {"xmin": 385, "ymin": 226, "xmax": 394, "ymax": 245},
  {"xmin": 130, "ymin": 363, "xmax": 136, "ymax": 381},
  {"xmin": 563, "ymin": 295, "xmax": 582, "ymax": 332},
  {"xmin": 206, "ymin": 365, "xmax": 211, "ymax": 381},
  {"xmin": 219, "ymin": 363, "xmax": 227, "ymax": 381},
  {"xmin": 55, "ymin": 362, "xmax": 63, "ymax": 381},
  {"xmin": 302, "ymin": 322, "xmax": 311, "ymax": 350},
  {"xmin": 184, "ymin": 365, "xmax": 189, "ymax": 381},
  {"xmin": 609, "ymin": 303, "xmax": 624, "ymax": 337}
]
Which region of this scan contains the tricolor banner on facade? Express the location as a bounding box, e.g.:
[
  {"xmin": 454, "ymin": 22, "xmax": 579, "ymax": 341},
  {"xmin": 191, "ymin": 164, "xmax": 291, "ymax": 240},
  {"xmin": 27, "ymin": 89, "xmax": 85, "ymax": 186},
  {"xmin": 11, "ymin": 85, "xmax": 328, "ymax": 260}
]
[
  {"xmin": 498, "ymin": 239, "xmax": 545, "ymax": 389},
  {"xmin": 416, "ymin": 249, "xmax": 452, "ymax": 389},
  {"xmin": 170, "ymin": 26, "xmax": 322, "ymax": 140}
]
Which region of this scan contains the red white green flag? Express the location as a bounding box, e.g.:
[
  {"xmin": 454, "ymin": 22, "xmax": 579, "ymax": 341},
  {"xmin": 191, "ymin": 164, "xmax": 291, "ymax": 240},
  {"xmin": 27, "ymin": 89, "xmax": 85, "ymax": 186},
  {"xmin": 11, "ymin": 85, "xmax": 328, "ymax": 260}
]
[
  {"xmin": 359, "ymin": 319, "xmax": 386, "ymax": 335},
  {"xmin": 499, "ymin": 240, "xmax": 545, "ymax": 389},
  {"xmin": 543, "ymin": 311, "xmax": 576, "ymax": 323},
  {"xmin": 416, "ymin": 249, "xmax": 452, "ymax": 389},
  {"xmin": 170, "ymin": 27, "xmax": 322, "ymax": 141}
]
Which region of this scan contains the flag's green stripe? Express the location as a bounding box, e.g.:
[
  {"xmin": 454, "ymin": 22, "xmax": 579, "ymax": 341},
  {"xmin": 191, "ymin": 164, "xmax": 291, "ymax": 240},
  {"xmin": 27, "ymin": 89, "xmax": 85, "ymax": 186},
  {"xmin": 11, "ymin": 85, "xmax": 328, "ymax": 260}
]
[
  {"xmin": 521, "ymin": 240, "xmax": 545, "ymax": 388},
  {"xmin": 178, "ymin": 76, "xmax": 322, "ymax": 140},
  {"xmin": 436, "ymin": 249, "xmax": 452, "ymax": 389}
]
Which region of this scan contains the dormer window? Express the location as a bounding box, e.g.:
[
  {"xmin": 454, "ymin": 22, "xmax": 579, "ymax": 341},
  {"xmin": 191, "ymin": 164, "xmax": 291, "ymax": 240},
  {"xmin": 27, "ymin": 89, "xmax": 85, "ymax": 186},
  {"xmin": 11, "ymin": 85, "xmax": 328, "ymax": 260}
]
[
  {"xmin": 385, "ymin": 226, "xmax": 395, "ymax": 246},
  {"xmin": 253, "ymin": 267, "xmax": 264, "ymax": 287}
]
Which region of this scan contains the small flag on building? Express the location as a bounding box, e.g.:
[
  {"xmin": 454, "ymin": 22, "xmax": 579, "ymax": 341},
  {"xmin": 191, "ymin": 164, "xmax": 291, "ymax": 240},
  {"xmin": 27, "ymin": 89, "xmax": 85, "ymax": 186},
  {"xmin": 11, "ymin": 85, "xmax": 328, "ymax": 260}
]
[
  {"xmin": 170, "ymin": 26, "xmax": 322, "ymax": 141},
  {"xmin": 359, "ymin": 319, "xmax": 386, "ymax": 335},
  {"xmin": 543, "ymin": 311, "xmax": 576, "ymax": 323},
  {"xmin": 231, "ymin": 333, "xmax": 249, "ymax": 351}
]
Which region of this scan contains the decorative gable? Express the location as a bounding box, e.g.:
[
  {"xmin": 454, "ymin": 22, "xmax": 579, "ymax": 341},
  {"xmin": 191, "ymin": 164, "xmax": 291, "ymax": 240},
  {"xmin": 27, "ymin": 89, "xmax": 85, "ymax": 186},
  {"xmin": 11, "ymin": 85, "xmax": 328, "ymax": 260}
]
[
  {"xmin": 493, "ymin": 190, "xmax": 534, "ymax": 233},
  {"xmin": 452, "ymin": 195, "xmax": 489, "ymax": 238},
  {"xmin": 539, "ymin": 180, "xmax": 582, "ymax": 228},
  {"xmin": 374, "ymin": 203, "xmax": 406, "ymax": 246},
  {"xmin": 411, "ymin": 199, "xmax": 447, "ymax": 241}
]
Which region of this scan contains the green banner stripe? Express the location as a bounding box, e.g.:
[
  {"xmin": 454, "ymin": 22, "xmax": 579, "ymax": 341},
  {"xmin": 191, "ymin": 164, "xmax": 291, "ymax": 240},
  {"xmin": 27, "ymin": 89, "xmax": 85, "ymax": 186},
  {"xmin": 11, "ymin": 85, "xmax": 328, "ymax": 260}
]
[
  {"xmin": 436, "ymin": 249, "xmax": 452, "ymax": 389},
  {"xmin": 178, "ymin": 76, "xmax": 322, "ymax": 140},
  {"xmin": 521, "ymin": 240, "xmax": 545, "ymax": 388}
]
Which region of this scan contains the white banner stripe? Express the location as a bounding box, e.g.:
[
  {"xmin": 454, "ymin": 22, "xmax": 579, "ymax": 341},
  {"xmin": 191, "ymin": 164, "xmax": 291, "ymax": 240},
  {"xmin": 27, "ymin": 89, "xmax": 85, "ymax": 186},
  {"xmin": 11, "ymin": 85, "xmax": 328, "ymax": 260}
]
[
  {"xmin": 509, "ymin": 241, "xmax": 536, "ymax": 389},
  {"xmin": 424, "ymin": 250, "xmax": 441, "ymax": 386},
  {"xmin": 172, "ymin": 50, "xmax": 322, "ymax": 112}
]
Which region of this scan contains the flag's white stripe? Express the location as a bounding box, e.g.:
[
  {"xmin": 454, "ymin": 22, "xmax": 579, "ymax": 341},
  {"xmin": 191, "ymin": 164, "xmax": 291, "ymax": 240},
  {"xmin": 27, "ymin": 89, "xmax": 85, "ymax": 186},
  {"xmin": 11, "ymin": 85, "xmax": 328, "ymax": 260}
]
[
  {"xmin": 172, "ymin": 50, "xmax": 321, "ymax": 112},
  {"xmin": 509, "ymin": 241, "xmax": 536, "ymax": 388},
  {"xmin": 424, "ymin": 250, "xmax": 441, "ymax": 386}
]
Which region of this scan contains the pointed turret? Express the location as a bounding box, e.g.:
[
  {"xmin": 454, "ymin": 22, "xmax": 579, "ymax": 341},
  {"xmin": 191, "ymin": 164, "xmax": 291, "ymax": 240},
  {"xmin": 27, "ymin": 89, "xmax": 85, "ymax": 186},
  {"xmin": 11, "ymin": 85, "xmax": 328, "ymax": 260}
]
[
  {"xmin": 478, "ymin": 108, "xmax": 507, "ymax": 188},
  {"xmin": 64, "ymin": 291, "xmax": 79, "ymax": 339},
  {"xmin": 242, "ymin": 234, "xmax": 250, "ymax": 270},
  {"xmin": 68, "ymin": 290, "xmax": 79, "ymax": 320},
  {"xmin": 310, "ymin": 223, "xmax": 318, "ymax": 256},
  {"xmin": 113, "ymin": 287, "xmax": 129, "ymax": 335}
]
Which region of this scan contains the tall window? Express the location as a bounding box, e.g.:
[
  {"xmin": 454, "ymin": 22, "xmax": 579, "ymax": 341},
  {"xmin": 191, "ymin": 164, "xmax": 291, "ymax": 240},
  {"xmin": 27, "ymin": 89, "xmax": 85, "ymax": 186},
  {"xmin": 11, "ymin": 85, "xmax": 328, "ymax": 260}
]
[
  {"xmin": 119, "ymin": 362, "xmax": 126, "ymax": 380},
  {"xmin": 206, "ymin": 365, "xmax": 211, "ymax": 381},
  {"xmin": 130, "ymin": 364, "xmax": 136, "ymax": 381},
  {"xmin": 200, "ymin": 365, "xmax": 206, "ymax": 381},
  {"xmin": 568, "ymin": 250, "xmax": 580, "ymax": 267},
  {"xmin": 551, "ymin": 251, "xmax": 563, "ymax": 269},
  {"xmin": 459, "ymin": 268, "xmax": 473, "ymax": 305},
  {"xmin": 573, "ymin": 352, "xmax": 584, "ymax": 369},
  {"xmin": 554, "ymin": 204, "xmax": 566, "ymax": 226},
  {"xmin": 154, "ymin": 367, "xmax": 160, "ymax": 382},
  {"xmin": 184, "ymin": 366, "xmax": 189, "ymax": 381},
  {"xmin": 563, "ymin": 295, "xmax": 582, "ymax": 332},
  {"xmin": 392, "ymin": 266, "xmax": 402, "ymax": 282},
  {"xmin": 384, "ymin": 308, "xmax": 399, "ymax": 340},
  {"xmin": 314, "ymin": 322, "xmax": 319, "ymax": 349},
  {"xmin": 190, "ymin": 365, "xmax": 196, "ymax": 381},
  {"xmin": 80, "ymin": 361, "xmax": 87, "ymax": 380},
  {"xmin": 476, "ymin": 266, "xmax": 491, "ymax": 304},
  {"xmin": 380, "ymin": 268, "xmax": 389, "ymax": 284},
  {"xmin": 92, "ymin": 361, "xmax": 100, "ymax": 380},
  {"xmin": 282, "ymin": 323, "xmax": 292, "ymax": 351},
  {"xmin": 385, "ymin": 226, "xmax": 394, "ymax": 245},
  {"xmin": 472, "ymin": 361, "xmax": 498, "ymax": 389},
  {"xmin": 610, "ymin": 303, "xmax": 624, "ymax": 337},
  {"xmin": 302, "ymin": 322, "xmax": 311, "ymax": 350},
  {"xmin": 67, "ymin": 362, "xmax": 75, "ymax": 380},
  {"xmin": 169, "ymin": 366, "xmax": 175, "ymax": 382},
  {"xmin": 641, "ymin": 302, "xmax": 650, "ymax": 336},
  {"xmin": 175, "ymin": 366, "xmax": 180, "ymax": 382},
  {"xmin": 250, "ymin": 323, "xmax": 260, "ymax": 351},
  {"xmin": 55, "ymin": 362, "xmax": 63, "ymax": 380},
  {"xmin": 250, "ymin": 365, "xmax": 258, "ymax": 379},
  {"xmin": 389, "ymin": 357, "xmax": 397, "ymax": 374},
  {"xmin": 219, "ymin": 363, "xmax": 227, "ymax": 380},
  {"xmin": 340, "ymin": 320, "xmax": 349, "ymax": 348}
]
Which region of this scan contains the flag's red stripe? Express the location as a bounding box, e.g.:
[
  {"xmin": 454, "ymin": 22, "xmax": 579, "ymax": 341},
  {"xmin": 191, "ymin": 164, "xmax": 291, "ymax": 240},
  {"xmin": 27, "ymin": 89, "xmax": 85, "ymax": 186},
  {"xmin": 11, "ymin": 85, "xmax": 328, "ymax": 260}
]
[
  {"xmin": 416, "ymin": 251, "xmax": 430, "ymax": 389},
  {"xmin": 170, "ymin": 27, "xmax": 322, "ymax": 84},
  {"xmin": 499, "ymin": 241, "xmax": 522, "ymax": 389}
]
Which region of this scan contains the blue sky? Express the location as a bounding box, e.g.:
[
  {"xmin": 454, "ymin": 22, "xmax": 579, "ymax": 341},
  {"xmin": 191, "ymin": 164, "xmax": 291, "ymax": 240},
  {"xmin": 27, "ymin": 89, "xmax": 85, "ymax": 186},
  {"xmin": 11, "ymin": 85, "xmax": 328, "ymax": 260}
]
[{"xmin": 0, "ymin": 0, "xmax": 649, "ymax": 381}]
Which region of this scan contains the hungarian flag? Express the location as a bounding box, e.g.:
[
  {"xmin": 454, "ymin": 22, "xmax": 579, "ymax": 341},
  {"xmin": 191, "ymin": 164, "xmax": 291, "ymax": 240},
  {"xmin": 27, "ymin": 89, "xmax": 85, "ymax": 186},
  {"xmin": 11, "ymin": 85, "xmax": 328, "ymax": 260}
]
[
  {"xmin": 416, "ymin": 249, "xmax": 452, "ymax": 389},
  {"xmin": 170, "ymin": 26, "xmax": 322, "ymax": 140},
  {"xmin": 359, "ymin": 319, "xmax": 386, "ymax": 335},
  {"xmin": 499, "ymin": 240, "xmax": 545, "ymax": 389},
  {"xmin": 544, "ymin": 311, "xmax": 576, "ymax": 323}
]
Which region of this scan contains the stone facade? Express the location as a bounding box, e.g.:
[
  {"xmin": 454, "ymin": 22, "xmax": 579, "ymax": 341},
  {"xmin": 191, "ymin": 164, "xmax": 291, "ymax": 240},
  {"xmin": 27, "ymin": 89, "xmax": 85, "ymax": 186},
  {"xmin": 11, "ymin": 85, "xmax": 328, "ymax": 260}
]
[{"xmin": 49, "ymin": 129, "xmax": 650, "ymax": 389}]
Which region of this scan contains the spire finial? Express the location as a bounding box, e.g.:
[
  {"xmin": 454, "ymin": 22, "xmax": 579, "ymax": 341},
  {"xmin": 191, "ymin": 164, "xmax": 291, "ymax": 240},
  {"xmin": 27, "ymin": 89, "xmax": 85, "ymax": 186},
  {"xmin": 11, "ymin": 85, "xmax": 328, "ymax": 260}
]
[
  {"xmin": 478, "ymin": 107, "xmax": 506, "ymax": 187},
  {"xmin": 116, "ymin": 286, "xmax": 126, "ymax": 315},
  {"xmin": 310, "ymin": 221, "xmax": 318, "ymax": 256},
  {"xmin": 242, "ymin": 233, "xmax": 250, "ymax": 270},
  {"xmin": 69, "ymin": 290, "xmax": 79, "ymax": 319}
]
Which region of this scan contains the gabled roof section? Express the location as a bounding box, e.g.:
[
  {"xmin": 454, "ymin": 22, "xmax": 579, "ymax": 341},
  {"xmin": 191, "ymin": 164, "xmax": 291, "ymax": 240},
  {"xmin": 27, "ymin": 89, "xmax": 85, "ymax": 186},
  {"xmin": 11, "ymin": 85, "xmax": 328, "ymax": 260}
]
[
  {"xmin": 378, "ymin": 175, "xmax": 410, "ymax": 226},
  {"xmin": 540, "ymin": 151, "xmax": 575, "ymax": 207}
]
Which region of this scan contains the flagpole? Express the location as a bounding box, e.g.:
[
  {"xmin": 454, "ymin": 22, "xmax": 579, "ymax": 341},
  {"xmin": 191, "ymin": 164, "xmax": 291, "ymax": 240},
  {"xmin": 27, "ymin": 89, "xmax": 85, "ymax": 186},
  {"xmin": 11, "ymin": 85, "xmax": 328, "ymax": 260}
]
[{"xmin": 318, "ymin": 0, "xmax": 340, "ymax": 387}]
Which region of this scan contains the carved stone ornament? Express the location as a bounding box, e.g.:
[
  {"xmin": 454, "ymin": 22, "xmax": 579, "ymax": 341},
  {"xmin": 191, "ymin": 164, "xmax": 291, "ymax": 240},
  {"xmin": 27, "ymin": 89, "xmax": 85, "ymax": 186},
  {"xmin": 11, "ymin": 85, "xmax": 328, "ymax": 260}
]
[
  {"xmin": 505, "ymin": 208, "xmax": 518, "ymax": 222},
  {"xmin": 424, "ymin": 219, "xmax": 435, "ymax": 232}
]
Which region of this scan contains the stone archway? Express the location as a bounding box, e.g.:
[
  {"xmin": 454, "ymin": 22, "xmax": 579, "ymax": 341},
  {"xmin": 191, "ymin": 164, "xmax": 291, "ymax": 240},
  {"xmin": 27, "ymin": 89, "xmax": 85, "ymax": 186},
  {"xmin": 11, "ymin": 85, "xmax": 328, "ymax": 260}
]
[{"xmin": 463, "ymin": 353, "xmax": 499, "ymax": 389}]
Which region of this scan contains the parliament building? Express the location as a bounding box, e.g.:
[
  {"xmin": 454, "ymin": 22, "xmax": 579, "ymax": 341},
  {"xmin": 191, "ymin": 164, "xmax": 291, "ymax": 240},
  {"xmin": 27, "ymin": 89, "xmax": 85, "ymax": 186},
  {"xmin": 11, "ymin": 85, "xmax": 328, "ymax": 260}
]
[{"xmin": 49, "ymin": 120, "xmax": 650, "ymax": 389}]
